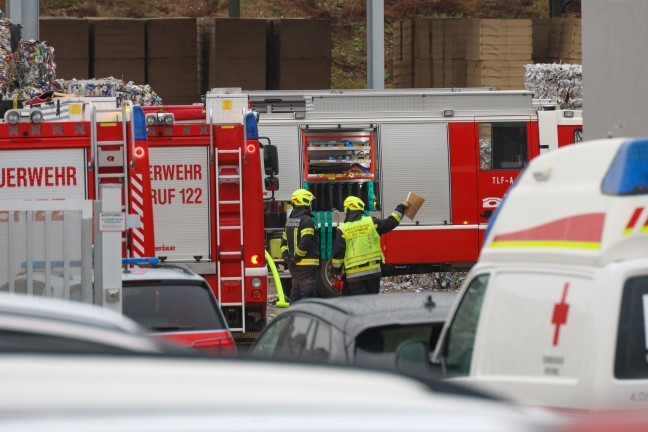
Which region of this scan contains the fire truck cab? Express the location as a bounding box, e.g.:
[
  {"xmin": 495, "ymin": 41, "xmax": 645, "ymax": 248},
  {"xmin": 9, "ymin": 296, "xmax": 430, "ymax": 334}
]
[
  {"xmin": 142, "ymin": 95, "xmax": 276, "ymax": 340},
  {"xmin": 432, "ymin": 137, "xmax": 648, "ymax": 413}
]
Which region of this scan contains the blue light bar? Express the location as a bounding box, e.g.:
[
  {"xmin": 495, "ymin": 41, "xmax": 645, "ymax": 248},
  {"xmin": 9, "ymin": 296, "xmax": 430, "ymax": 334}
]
[
  {"xmin": 602, "ymin": 138, "xmax": 648, "ymax": 196},
  {"xmin": 122, "ymin": 257, "xmax": 159, "ymax": 266},
  {"xmin": 132, "ymin": 105, "xmax": 147, "ymax": 141}
]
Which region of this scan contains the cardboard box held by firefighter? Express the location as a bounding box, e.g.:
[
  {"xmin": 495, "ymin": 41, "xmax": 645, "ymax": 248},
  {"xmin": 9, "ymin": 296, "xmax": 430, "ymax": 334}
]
[{"xmin": 404, "ymin": 192, "xmax": 425, "ymax": 220}]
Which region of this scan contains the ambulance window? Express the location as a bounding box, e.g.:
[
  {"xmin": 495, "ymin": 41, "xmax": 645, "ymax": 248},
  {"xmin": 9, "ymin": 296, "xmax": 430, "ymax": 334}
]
[
  {"xmin": 443, "ymin": 274, "xmax": 489, "ymax": 376},
  {"xmin": 615, "ymin": 276, "xmax": 648, "ymax": 379},
  {"xmin": 479, "ymin": 122, "xmax": 528, "ymax": 171}
]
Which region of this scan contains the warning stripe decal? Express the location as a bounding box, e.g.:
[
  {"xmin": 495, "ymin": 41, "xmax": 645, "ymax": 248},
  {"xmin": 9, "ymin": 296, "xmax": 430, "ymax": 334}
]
[
  {"xmin": 129, "ymin": 173, "xmax": 146, "ymax": 258},
  {"xmin": 491, "ymin": 213, "xmax": 605, "ymax": 249}
]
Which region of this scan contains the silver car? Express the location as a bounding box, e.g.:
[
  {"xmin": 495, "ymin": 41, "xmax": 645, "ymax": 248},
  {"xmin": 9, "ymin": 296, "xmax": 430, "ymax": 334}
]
[
  {"xmin": 0, "ymin": 355, "xmax": 564, "ymax": 432},
  {"xmin": 0, "ymin": 292, "xmax": 186, "ymax": 355}
]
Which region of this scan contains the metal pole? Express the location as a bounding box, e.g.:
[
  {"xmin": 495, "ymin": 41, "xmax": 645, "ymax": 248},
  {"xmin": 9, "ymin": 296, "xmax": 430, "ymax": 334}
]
[
  {"xmin": 6, "ymin": 0, "xmax": 39, "ymax": 40},
  {"xmin": 367, "ymin": 0, "xmax": 385, "ymax": 89},
  {"xmin": 550, "ymin": 0, "xmax": 563, "ymax": 17},
  {"xmin": 229, "ymin": 0, "xmax": 240, "ymax": 18}
]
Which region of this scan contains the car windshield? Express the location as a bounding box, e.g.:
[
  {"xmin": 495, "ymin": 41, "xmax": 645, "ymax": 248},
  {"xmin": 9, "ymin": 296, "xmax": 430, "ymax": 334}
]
[{"xmin": 122, "ymin": 283, "xmax": 226, "ymax": 332}]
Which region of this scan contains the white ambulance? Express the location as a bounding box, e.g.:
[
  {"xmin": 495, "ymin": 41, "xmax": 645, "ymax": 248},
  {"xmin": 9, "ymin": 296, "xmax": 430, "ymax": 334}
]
[{"xmin": 432, "ymin": 136, "xmax": 648, "ymax": 414}]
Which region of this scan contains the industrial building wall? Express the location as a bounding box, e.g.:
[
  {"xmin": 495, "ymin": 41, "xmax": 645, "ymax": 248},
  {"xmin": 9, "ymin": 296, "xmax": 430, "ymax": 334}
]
[{"xmin": 582, "ymin": 1, "xmax": 648, "ymax": 140}]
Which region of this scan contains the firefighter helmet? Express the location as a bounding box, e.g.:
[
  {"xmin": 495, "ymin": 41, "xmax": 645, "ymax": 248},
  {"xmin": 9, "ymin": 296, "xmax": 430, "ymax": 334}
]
[
  {"xmin": 343, "ymin": 196, "xmax": 365, "ymax": 212},
  {"xmin": 291, "ymin": 189, "xmax": 315, "ymax": 206}
]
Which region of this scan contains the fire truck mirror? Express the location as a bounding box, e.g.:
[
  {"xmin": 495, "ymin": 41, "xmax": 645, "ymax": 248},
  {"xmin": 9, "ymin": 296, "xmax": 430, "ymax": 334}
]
[
  {"xmin": 263, "ymin": 143, "xmax": 279, "ymax": 176},
  {"xmin": 265, "ymin": 176, "xmax": 279, "ymax": 192}
]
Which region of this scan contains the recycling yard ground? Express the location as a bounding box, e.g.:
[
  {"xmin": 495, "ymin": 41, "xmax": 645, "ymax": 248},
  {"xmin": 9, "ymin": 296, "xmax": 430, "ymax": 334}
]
[{"xmin": 266, "ymin": 272, "xmax": 465, "ymax": 322}]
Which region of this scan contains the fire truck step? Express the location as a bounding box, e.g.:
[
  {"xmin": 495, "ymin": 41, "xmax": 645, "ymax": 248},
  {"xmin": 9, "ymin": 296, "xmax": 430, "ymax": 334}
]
[
  {"xmin": 222, "ymin": 302, "xmax": 244, "ymax": 307},
  {"xmin": 229, "ymin": 327, "xmax": 244, "ymax": 332},
  {"xmin": 98, "ymin": 173, "xmax": 125, "ymax": 179},
  {"xmin": 220, "ymin": 251, "xmax": 242, "ymax": 256},
  {"xmin": 219, "ymin": 200, "xmax": 241, "ymax": 205},
  {"xmin": 219, "ymin": 226, "xmax": 241, "ymax": 230},
  {"xmin": 97, "ymin": 141, "xmax": 125, "ymax": 146},
  {"xmin": 221, "ymin": 277, "xmax": 242, "ymax": 281},
  {"xmin": 218, "ymin": 150, "xmax": 240, "ymax": 154},
  {"xmin": 218, "ymin": 175, "xmax": 241, "ymax": 182}
]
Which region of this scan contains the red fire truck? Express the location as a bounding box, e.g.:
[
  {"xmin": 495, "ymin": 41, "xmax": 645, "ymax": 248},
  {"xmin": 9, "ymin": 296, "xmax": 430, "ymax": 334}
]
[
  {"xmin": 0, "ymin": 96, "xmax": 274, "ymax": 339},
  {"xmin": 0, "ymin": 99, "xmax": 155, "ymax": 259},
  {"xmin": 142, "ymin": 96, "xmax": 275, "ymax": 339},
  {"xmin": 204, "ymin": 88, "xmax": 583, "ymax": 295}
]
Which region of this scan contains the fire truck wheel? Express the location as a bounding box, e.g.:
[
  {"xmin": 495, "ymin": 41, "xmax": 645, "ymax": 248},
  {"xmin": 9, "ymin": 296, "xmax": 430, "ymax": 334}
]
[{"xmin": 318, "ymin": 259, "xmax": 343, "ymax": 298}]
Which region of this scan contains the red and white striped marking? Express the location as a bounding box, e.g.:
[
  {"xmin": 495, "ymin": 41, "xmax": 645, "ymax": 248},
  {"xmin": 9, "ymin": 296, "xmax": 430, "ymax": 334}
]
[{"xmin": 129, "ymin": 173, "xmax": 146, "ymax": 258}]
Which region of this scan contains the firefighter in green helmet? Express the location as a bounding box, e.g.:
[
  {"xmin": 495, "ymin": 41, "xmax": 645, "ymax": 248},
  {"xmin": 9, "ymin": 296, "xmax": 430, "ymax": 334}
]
[
  {"xmin": 331, "ymin": 195, "xmax": 409, "ymax": 296},
  {"xmin": 280, "ymin": 189, "xmax": 320, "ymax": 302}
]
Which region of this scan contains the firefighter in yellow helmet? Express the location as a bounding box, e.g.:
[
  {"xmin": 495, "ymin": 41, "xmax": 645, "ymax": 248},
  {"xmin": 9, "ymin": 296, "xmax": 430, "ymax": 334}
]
[
  {"xmin": 331, "ymin": 195, "xmax": 409, "ymax": 296},
  {"xmin": 280, "ymin": 189, "xmax": 320, "ymax": 302}
]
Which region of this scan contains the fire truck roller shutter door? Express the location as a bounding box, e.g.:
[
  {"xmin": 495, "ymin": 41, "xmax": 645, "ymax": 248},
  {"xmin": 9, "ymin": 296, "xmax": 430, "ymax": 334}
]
[{"xmin": 379, "ymin": 123, "xmax": 450, "ymax": 225}]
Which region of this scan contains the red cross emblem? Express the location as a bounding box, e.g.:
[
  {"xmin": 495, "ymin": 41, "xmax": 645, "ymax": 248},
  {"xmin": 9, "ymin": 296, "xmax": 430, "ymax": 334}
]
[{"xmin": 552, "ymin": 283, "xmax": 570, "ymax": 346}]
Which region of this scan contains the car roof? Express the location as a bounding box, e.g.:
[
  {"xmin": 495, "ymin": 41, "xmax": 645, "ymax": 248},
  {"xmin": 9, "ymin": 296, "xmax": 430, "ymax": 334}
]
[
  {"xmin": 287, "ymin": 292, "xmax": 457, "ymax": 339},
  {"xmin": 0, "ymin": 293, "xmax": 187, "ymax": 355},
  {"xmin": 0, "ymin": 292, "xmax": 142, "ymax": 333},
  {"xmin": 121, "ymin": 265, "xmax": 208, "ymax": 284},
  {"xmin": 0, "ymin": 355, "xmax": 561, "ymax": 432}
]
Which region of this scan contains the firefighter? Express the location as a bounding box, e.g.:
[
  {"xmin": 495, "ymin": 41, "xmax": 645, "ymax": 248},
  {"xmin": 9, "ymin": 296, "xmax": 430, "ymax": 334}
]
[
  {"xmin": 331, "ymin": 196, "xmax": 409, "ymax": 296},
  {"xmin": 281, "ymin": 189, "xmax": 320, "ymax": 302}
]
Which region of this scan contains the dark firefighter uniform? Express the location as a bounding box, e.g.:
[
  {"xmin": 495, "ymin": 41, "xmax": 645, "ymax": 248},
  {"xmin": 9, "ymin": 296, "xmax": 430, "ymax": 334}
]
[
  {"xmin": 281, "ymin": 189, "xmax": 320, "ymax": 302},
  {"xmin": 331, "ymin": 196, "xmax": 408, "ymax": 296}
]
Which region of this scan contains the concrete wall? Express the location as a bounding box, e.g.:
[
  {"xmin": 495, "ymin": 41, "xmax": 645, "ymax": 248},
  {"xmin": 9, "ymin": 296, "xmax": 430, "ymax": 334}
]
[{"xmin": 582, "ymin": 1, "xmax": 648, "ymax": 139}]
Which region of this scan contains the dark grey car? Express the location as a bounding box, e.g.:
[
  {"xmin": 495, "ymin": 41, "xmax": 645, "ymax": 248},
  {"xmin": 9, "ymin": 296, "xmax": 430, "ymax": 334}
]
[{"xmin": 249, "ymin": 292, "xmax": 456, "ymax": 374}]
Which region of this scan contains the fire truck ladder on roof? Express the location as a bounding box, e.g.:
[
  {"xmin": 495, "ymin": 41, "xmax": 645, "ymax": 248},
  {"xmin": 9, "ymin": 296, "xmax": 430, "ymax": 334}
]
[
  {"xmin": 92, "ymin": 101, "xmax": 134, "ymax": 259},
  {"xmin": 212, "ymin": 115, "xmax": 246, "ymax": 333}
]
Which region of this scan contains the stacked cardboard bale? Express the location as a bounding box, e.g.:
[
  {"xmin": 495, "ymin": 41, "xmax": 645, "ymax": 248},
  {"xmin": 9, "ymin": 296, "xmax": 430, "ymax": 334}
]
[
  {"xmin": 444, "ymin": 19, "xmax": 471, "ymax": 87},
  {"xmin": 199, "ymin": 18, "xmax": 267, "ymax": 92},
  {"xmin": 269, "ymin": 19, "xmax": 331, "ymax": 90},
  {"xmin": 40, "ymin": 17, "xmax": 90, "ymax": 79},
  {"xmin": 465, "ymin": 19, "xmax": 532, "ymax": 90},
  {"xmin": 546, "ymin": 18, "xmax": 582, "ymax": 63},
  {"xmin": 393, "ymin": 21, "xmax": 413, "ymax": 87},
  {"xmin": 147, "ymin": 18, "xmax": 200, "ymax": 104},
  {"xmin": 91, "ymin": 18, "xmax": 145, "ymax": 84}
]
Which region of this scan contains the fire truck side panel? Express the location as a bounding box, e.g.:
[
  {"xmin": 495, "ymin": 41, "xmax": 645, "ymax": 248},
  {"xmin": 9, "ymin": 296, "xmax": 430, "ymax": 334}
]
[
  {"xmin": 383, "ymin": 227, "xmax": 480, "ymax": 265},
  {"xmin": 448, "ymin": 121, "xmax": 479, "ymax": 226},
  {"xmin": 148, "ymin": 146, "xmax": 211, "ymax": 261},
  {"xmin": 474, "ymin": 118, "xmax": 532, "ymax": 226},
  {"xmin": 557, "ymin": 125, "xmax": 582, "ymax": 147},
  {"xmin": 256, "ymin": 124, "xmax": 301, "ymax": 202},
  {"xmin": 379, "ymin": 122, "xmax": 451, "ymax": 225},
  {"xmin": 240, "ymin": 136, "xmax": 268, "ymax": 323}
]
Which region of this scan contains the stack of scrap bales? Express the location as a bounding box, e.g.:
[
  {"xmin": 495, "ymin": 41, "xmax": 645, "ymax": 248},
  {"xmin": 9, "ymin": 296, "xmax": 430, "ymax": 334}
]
[
  {"xmin": 466, "ymin": 19, "xmax": 532, "ymax": 90},
  {"xmin": 147, "ymin": 18, "xmax": 200, "ymax": 104},
  {"xmin": 524, "ymin": 63, "xmax": 582, "ymax": 109},
  {"xmin": 91, "ymin": 18, "xmax": 145, "ymax": 84},
  {"xmin": 444, "ymin": 19, "xmax": 471, "ymax": 87},
  {"xmin": 411, "ymin": 19, "xmax": 446, "ymax": 87},
  {"xmin": 199, "ymin": 18, "xmax": 267, "ymax": 91},
  {"xmin": 393, "ymin": 20, "xmax": 413, "ymax": 87},
  {"xmin": 40, "ymin": 17, "xmax": 90, "ymax": 79},
  {"xmin": 269, "ymin": 19, "xmax": 331, "ymax": 90}
]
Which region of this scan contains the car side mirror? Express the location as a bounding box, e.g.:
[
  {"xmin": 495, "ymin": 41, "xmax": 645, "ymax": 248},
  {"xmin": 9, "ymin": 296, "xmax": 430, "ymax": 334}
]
[{"xmin": 395, "ymin": 339, "xmax": 429, "ymax": 375}]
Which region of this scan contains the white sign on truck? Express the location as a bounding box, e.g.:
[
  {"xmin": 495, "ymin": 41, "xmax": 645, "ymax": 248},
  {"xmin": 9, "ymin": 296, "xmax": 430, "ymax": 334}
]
[
  {"xmin": 149, "ymin": 146, "xmax": 210, "ymax": 261},
  {"xmin": 0, "ymin": 149, "xmax": 86, "ymax": 199},
  {"xmin": 433, "ymin": 137, "xmax": 648, "ymax": 414}
]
